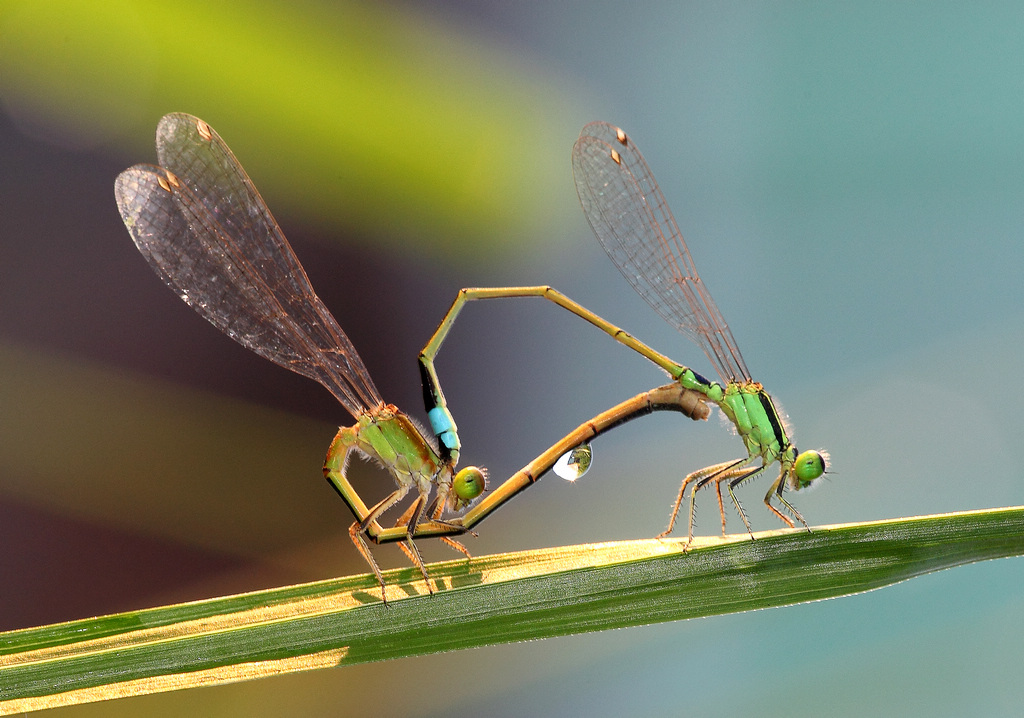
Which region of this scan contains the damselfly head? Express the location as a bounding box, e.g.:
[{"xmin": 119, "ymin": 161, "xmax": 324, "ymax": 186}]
[
  {"xmin": 450, "ymin": 466, "xmax": 487, "ymax": 511},
  {"xmin": 789, "ymin": 449, "xmax": 828, "ymax": 490}
]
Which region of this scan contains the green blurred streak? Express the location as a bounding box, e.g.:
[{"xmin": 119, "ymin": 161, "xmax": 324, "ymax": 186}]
[{"xmin": 0, "ymin": 0, "xmax": 576, "ymax": 257}]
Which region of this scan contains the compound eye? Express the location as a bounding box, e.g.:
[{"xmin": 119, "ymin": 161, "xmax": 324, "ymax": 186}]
[
  {"xmin": 453, "ymin": 466, "xmax": 486, "ymax": 503},
  {"xmin": 793, "ymin": 450, "xmax": 826, "ymax": 488}
]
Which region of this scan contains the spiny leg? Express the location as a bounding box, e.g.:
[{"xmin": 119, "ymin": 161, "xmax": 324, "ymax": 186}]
[
  {"xmin": 687, "ymin": 459, "xmax": 753, "ymax": 543},
  {"xmin": 325, "ymin": 427, "xmax": 445, "ymax": 597},
  {"xmin": 347, "ymin": 522, "xmax": 385, "ymax": 597},
  {"xmin": 427, "ymin": 490, "xmax": 473, "ymax": 557},
  {"xmin": 657, "ymin": 467, "xmax": 706, "ymax": 541},
  {"xmin": 394, "ymin": 491, "xmax": 473, "ymax": 559},
  {"xmin": 323, "ymin": 432, "xmax": 394, "ymax": 595},
  {"xmin": 435, "ymin": 536, "xmax": 472, "ymax": 558},
  {"xmin": 393, "ymin": 494, "xmax": 435, "ymax": 593},
  {"xmin": 324, "ymin": 430, "xmax": 383, "ymax": 530},
  {"xmin": 658, "ymin": 459, "xmax": 744, "ymax": 542},
  {"xmin": 713, "ymin": 481, "xmax": 726, "ymax": 536},
  {"xmin": 763, "ymin": 471, "xmax": 809, "ymax": 531},
  {"xmin": 722, "ymin": 464, "xmax": 768, "ymax": 538},
  {"xmin": 350, "ymin": 484, "xmax": 413, "ymax": 601}
]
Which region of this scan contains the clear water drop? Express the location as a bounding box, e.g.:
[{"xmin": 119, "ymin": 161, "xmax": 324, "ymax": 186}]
[{"xmin": 553, "ymin": 443, "xmax": 592, "ymax": 481}]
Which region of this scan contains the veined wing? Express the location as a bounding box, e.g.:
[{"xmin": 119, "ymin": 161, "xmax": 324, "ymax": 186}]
[
  {"xmin": 571, "ymin": 121, "xmax": 750, "ymax": 384},
  {"xmin": 114, "ymin": 113, "xmax": 381, "ymax": 415}
]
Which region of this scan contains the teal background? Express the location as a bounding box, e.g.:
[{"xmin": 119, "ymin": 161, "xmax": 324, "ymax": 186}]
[{"xmin": 1, "ymin": 2, "xmax": 1023, "ymax": 715}]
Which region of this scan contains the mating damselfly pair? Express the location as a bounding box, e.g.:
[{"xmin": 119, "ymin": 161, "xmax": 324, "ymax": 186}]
[{"xmin": 115, "ymin": 114, "xmax": 826, "ymax": 601}]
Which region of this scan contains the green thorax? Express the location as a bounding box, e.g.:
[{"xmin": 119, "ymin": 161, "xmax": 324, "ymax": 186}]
[
  {"xmin": 673, "ymin": 365, "xmax": 791, "ymax": 463},
  {"xmin": 351, "ymin": 405, "xmax": 448, "ymax": 491},
  {"xmin": 716, "ymin": 381, "xmax": 790, "ymax": 463}
]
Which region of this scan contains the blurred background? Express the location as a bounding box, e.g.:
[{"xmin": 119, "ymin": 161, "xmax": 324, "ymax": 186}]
[{"xmin": 2, "ymin": 1, "xmax": 1023, "ymax": 715}]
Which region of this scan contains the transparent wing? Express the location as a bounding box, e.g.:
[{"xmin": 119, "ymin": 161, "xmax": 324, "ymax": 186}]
[
  {"xmin": 114, "ymin": 113, "xmax": 381, "ymax": 415},
  {"xmin": 571, "ymin": 121, "xmax": 750, "ymax": 383}
]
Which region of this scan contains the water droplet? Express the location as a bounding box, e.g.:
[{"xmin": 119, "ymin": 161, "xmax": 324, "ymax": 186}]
[{"xmin": 553, "ymin": 443, "xmax": 592, "ymax": 481}]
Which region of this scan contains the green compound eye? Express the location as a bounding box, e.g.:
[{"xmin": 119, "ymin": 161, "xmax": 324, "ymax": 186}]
[
  {"xmin": 452, "ymin": 466, "xmax": 486, "ymax": 505},
  {"xmin": 793, "ymin": 450, "xmax": 826, "ymax": 488}
]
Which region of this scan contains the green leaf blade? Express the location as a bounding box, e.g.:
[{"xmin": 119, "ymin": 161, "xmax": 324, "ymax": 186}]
[{"xmin": 2, "ymin": 507, "xmax": 1022, "ymax": 713}]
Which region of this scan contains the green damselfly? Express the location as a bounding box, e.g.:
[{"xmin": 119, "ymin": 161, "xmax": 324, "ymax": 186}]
[{"xmin": 420, "ymin": 122, "xmax": 828, "ymax": 543}]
